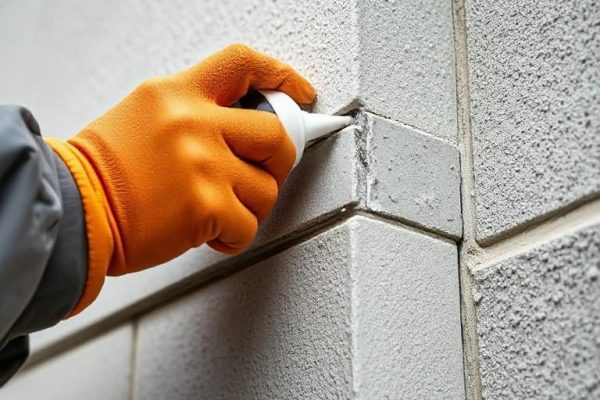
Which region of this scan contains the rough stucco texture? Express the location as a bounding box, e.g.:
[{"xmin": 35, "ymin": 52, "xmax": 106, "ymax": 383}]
[
  {"xmin": 135, "ymin": 216, "xmax": 464, "ymax": 399},
  {"xmin": 358, "ymin": 0, "xmax": 457, "ymax": 142},
  {"xmin": 0, "ymin": 0, "xmax": 456, "ymax": 143},
  {"xmin": 467, "ymin": 0, "xmax": 600, "ymax": 243},
  {"xmin": 0, "ymin": 325, "xmax": 132, "ymax": 400},
  {"xmin": 350, "ymin": 218, "xmax": 464, "ymax": 399},
  {"xmin": 474, "ymin": 223, "xmax": 600, "ymax": 399}
]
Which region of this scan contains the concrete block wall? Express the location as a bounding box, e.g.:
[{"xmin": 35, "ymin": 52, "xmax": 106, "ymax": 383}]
[
  {"xmin": 0, "ymin": 326, "xmax": 133, "ymax": 400},
  {"xmin": 465, "ymin": 0, "xmax": 600, "ymax": 244},
  {"xmin": 0, "ymin": 0, "xmax": 598, "ymax": 399},
  {"xmin": 455, "ymin": 0, "xmax": 600, "ymax": 398},
  {"xmin": 473, "ymin": 224, "xmax": 600, "ymax": 399}
]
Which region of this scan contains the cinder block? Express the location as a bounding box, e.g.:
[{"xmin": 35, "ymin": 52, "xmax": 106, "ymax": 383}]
[
  {"xmin": 365, "ymin": 115, "xmax": 462, "ymax": 238},
  {"xmin": 134, "ymin": 216, "xmax": 464, "ymax": 399},
  {"xmin": 474, "ymin": 223, "xmax": 600, "ymax": 399},
  {"xmin": 350, "ymin": 218, "xmax": 464, "ymax": 398},
  {"xmin": 0, "ymin": 325, "xmax": 132, "ymax": 400},
  {"xmin": 0, "ymin": 0, "xmax": 456, "ymax": 143},
  {"xmin": 467, "ymin": 0, "xmax": 600, "ymax": 243},
  {"xmin": 357, "ymin": 0, "xmax": 457, "ymax": 142},
  {"xmin": 31, "ymin": 114, "xmax": 462, "ymax": 354}
]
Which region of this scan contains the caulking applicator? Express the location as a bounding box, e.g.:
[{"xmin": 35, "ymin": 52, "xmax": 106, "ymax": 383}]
[{"xmin": 236, "ymin": 90, "xmax": 353, "ymax": 167}]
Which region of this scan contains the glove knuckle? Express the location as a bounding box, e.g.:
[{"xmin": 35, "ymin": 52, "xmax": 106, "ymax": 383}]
[
  {"xmin": 227, "ymin": 43, "xmax": 251, "ymax": 54},
  {"xmin": 224, "ymin": 43, "xmax": 255, "ymax": 64},
  {"xmin": 134, "ymin": 77, "xmax": 169, "ymax": 105},
  {"xmin": 164, "ymin": 113, "xmax": 197, "ymax": 134},
  {"xmin": 199, "ymin": 190, "xmax": 223, "ymax": 219}
]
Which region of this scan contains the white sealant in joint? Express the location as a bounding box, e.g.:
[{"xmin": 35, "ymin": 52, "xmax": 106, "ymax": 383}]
[{"xmin": 254, "ymin": 90, "xmax": 354, "ymax": 167}]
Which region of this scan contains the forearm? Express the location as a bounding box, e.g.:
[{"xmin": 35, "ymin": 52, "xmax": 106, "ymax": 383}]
[{"xmin": 0, "ymin": 106, "xmax": 87, "ymax": 385}]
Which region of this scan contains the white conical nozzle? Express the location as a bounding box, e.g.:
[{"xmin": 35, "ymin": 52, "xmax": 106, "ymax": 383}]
[
  {"xmin": 259, "ymin": 90, "xmax": 353, "ymax": 167},
  {"xmin": 301, "ymin": 112, "xmax": 354, "ymax": 143}
]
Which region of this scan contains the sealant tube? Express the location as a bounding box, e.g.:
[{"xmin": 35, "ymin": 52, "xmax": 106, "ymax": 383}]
[{"xmin": 236, "ymin": 90, "xmax": 353, "ymax": 167}]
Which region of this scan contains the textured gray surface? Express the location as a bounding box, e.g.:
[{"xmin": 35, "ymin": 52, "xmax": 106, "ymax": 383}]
[
  {"xmin": 135, "ymin": 216, "xmax": 464, "ymax": 399},
  {"xmin": 358, "ymin": 0, "xmax": 457, "ymax": 142},
  {"xmin": 365, "ymin": 114, "xmax": 462, "ymax": 238},
  {"xmin": 474, "ymin": 223, "xmax": 600, "ymax": 399},
  {"xmin": 0, "ymin": 0, "xmax": 456, "ymax": 143},
  {"xmin": 30, "ymin": 114, "xmax": 462, "ymax": 354},
  {"xmin": 135, "ymin": 224, "xmax": 354, "ymax": 400},
  {"xmin": 0, "ymin": 325, "xmax": 132, "ymax": 400},
  {"xmin": 350, "ymin": 218, "xmax": 464, "ymax": 399},
  {"xmin": 467, "ymin": 0, "xmax": 600, "ymax": 243}
]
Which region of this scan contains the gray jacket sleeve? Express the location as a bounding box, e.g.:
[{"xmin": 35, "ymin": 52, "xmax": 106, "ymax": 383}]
[{"xmin": 0, "ymin": 106, "xmax": 88, "ymax": 386}]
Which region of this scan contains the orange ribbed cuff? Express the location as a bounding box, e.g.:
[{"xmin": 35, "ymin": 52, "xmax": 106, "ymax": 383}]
[{"xmin": 45, "ymin": 138, "xmax": 114, "ymax": 317}]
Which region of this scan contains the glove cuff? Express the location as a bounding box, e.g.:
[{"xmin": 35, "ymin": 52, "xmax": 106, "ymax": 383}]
[{"xmin": 45, "ymin": 138, "xmax": 115, "ymax": 316}]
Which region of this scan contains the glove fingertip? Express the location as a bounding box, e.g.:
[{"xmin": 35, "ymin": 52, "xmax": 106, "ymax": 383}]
[{"xmin": 280, "ymin": 76, "xmax": 316, "ymax": 106}]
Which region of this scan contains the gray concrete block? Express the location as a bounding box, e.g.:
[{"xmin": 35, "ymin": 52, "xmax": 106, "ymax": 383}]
[
  {"xmin": 467, "ymin": 0, "xmax": 600, "ymax": 243},
  {"xmin": 365, "ymin": 114, "xmax": 462, "ymax": 238},
  {"xmin": 134, "ymin": 216, "xmax": 464, "ymax": 399},
  {"xmin": 358, "ymin": 0, "xmax": 457, "ymax": 142},
  {"xmin": 474, "ymin": 223, "xmax": 600, "ymax": 399},
  {"xmin": 0, "ymin": 0, "xmax": 456, "ymax": 143},
  {"xmin": 0, "ymin": 325, "xmax": 132, "ymax": 400},
  {"xmin": 350, "ymin": 218, "xmax": 464, "ymax": 399}
]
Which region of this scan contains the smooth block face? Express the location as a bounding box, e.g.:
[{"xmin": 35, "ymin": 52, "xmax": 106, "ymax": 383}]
[
  {"xmin": 365, "ymin": 115, "xmax": 462, "ymax": 239},
  {"xmin": 0, "ymin": 325, "xmax": 132, "ymax": 400},
  {"xmin": 467, "ymin": 0, "xmax": 600, "ymax": 243},
  {"xmin": 134, "ymin": 216, "xmax": 464, "ymax": 399},
  {"xmin": 474, "ymin": 223, "xmax": 600, "ymax": 399}
]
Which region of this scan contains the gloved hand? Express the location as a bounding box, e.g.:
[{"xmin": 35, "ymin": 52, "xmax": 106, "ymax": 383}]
[{"xmin": 46, "ymin": 44, "xmax": 315, "ymax": 315}]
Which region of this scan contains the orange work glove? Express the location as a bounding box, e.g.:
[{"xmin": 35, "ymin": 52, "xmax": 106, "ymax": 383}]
[{"xmin": 46, "ymin": 44, "xmax": 315, "ymax": 315}]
